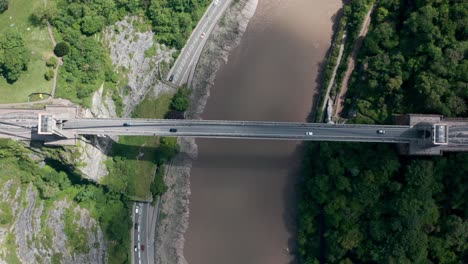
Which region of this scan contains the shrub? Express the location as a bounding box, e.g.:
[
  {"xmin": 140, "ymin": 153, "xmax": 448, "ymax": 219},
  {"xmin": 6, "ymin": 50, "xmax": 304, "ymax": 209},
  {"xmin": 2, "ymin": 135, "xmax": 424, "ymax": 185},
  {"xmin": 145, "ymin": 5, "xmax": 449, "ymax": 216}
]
[
  {"xmin": 170, "ymin": 86, "xmax": 191, "ymax": 112},
  {"xmin": 54, "ymin": 42, "xmax": 70, "ymax": 57},
  {"xmin": 0, "ymin": 0, "xmax": 9, "ymax": 14},
  {"xmin": 46, "ymin": 56, "xmax": 58, "ymax": 68},
  {"xmin": 44, "ymin": 69, "xmax": 54, "ymax": 81}
]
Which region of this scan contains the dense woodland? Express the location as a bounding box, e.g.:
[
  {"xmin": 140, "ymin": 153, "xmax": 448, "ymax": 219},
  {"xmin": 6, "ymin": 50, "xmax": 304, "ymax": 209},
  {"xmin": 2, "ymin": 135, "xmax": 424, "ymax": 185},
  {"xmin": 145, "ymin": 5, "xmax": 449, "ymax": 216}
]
[
  {"xmin": 346, "ymin": 0, "xmax": 467, "ymax": 123},
  {"xmin": 299, "ymin": 1, "xmax": 467, "ymax": 263}
]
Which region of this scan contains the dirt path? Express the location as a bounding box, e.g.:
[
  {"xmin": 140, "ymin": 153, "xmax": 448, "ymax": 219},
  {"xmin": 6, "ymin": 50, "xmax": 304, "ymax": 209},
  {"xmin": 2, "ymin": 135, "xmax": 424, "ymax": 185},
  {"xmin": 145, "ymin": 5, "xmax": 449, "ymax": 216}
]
[
  {"xmin": 320, "ymin": 32, "xmax": 346, "ymax": 115},
  {"xmin": 47, "ymin": 21, "xmax": 61, "ymax": 98},
  {"xmin": 334, "ymin": 3, "xmax": 376, "ymax": 117}
]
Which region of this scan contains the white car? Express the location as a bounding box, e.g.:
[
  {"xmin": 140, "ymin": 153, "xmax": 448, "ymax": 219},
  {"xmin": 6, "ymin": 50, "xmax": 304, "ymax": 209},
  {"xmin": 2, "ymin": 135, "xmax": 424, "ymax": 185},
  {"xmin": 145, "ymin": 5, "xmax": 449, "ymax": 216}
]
[
  {"xmin": 134, "ymin": 246, "xmax": 138, "ymax": 252},
  {"xmin": 214, "ymin": 0, "xmax": 219, "ymax": 6},
  {"xmin": 135, "ymin": 205, "xmax": 139, "ymax": 214},
  {"xmin": 306, "ymin": 132, "xmax": 314, "ymax": 136},
  {"xmin": 201, "ymin": 32, "xmax": 206, "ymax": 38}
]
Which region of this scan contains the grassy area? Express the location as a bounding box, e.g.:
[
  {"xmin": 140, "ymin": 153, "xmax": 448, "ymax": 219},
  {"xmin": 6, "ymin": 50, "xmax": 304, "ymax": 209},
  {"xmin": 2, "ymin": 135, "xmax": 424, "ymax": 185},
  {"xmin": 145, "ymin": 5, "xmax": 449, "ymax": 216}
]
[
  {"xmin": 104, "ymin": 93, "xmax": 175, "ymax": 199},
  {"xmin": 106, "ymin": 136, "xmax": 160, "ymax": 199},
  {"xmin": 132, "ymin": 92, "xmax": 173, "ymax": 119},
  {"xmin": 0, "ymin": 0, "xmax": 54, "ymax": 103}
]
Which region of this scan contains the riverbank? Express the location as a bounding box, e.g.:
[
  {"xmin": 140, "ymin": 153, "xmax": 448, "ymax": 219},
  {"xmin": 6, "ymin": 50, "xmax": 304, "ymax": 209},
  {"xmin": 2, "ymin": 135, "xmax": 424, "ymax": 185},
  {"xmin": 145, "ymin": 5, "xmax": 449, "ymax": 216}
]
[{"xmin": 154, "ymin": 0, "xmax": 258, "ymax": 263}]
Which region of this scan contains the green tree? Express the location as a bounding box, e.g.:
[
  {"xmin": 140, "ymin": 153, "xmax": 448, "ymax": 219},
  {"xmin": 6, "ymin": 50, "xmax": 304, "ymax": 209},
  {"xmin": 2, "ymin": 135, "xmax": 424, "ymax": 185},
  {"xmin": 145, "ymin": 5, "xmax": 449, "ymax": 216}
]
[
  {"xmin": 170, "ymin": 86, "xmax": 191, "ymax": 111},
  {"xmin": 54, "ymin": 42, "xmax": 70, "ymax": 57},
  {"xmin": 30, "ymin": 1, "xmax": 58, "ymax": 25},
  {"xmin": 80, "ymin": 16, "xmax": 105, "ymax": 36},
  {"xmin": 44, "ymin": 68, "xmax": 54, "ymax": 81},
  {"xmin": 0, "ymin": 30, "xmax": 30, "ymax": 83},
  {"xmin": 0, "ymin": 0, "xmax": 9, "ymax": 14}
]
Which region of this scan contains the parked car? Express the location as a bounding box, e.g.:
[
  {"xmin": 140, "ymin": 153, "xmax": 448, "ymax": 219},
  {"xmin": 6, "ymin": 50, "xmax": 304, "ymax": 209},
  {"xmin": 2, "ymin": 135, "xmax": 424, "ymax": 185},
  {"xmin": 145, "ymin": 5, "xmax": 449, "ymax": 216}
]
[
  {"xmin": 135, "ymin": 205, "xmax": 139, "ymax": 214},
  {"xmin": 169, "ymin": 75, "xmax": 174, "ymax": 82}
]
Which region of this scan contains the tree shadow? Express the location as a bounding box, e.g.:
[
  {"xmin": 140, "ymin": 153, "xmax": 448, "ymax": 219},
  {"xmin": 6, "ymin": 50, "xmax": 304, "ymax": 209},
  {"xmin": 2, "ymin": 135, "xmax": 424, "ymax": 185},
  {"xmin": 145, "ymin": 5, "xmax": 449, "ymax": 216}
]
[
  {"xmin": 82, "ymin": 135, "xmax": 177, "ymax": 163},
  {"xmin": 281, "ymin": 142, "xmax": 308, "ymax": 264}
]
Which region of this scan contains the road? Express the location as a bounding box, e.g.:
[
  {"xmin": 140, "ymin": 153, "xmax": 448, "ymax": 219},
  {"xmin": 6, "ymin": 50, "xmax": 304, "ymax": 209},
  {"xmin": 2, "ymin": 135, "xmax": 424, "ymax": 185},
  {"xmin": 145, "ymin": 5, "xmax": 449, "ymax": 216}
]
[
  {"xmin": 132, "ymin": 202, "xmax": 155, "ymax": 264},
  {"xmin": 61, "ymin": 118, "xmax": 418, "ymax": 143},
  {"xmin": 167, "ymin": 0, "xmax": 232, "ymax": 86}
]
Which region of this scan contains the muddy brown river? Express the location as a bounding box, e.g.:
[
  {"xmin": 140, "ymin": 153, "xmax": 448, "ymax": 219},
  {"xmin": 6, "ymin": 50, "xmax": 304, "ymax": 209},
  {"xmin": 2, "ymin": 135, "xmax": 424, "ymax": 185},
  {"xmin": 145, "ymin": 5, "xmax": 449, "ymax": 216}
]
[{"xmin": 184, "ymin": 0, "xmax": 341, "ymax": 263}]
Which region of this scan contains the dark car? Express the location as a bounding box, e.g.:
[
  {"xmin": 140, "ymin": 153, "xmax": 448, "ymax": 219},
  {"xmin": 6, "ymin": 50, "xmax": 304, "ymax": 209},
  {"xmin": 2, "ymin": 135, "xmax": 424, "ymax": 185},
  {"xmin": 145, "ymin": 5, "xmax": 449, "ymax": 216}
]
[
  {"xmin": 141, "ymin": 245, "xmax": 145, "ymax": 251},
  {"xmin": 169, "ymin": 128, "xmax": 178, "ymax": 133},
  {"xmin": 169, "ymin": 75, "xmax": 174, "ymax": 82},
  {"xmin": 123, "ymin": 123, "xmax": 132, "ymax": 127},
  {"xmin": 134, "ymin": 223, "xmax": 139, "ymax": 230}
]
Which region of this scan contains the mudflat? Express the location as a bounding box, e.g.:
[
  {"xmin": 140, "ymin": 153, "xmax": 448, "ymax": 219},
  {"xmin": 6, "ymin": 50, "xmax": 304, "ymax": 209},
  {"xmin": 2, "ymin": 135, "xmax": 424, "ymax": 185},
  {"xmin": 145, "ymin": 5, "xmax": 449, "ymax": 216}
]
[{"xmin": 184, "ymin": 0, "xmax": 342, "ymax": 263}]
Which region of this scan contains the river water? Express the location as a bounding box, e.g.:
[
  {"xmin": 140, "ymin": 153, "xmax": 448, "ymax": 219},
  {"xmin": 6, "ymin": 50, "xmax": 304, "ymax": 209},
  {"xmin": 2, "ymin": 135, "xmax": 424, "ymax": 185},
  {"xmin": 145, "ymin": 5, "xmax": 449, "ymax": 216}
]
[{"xmin": 184, "ymin": 0, "xmax": 341, "ymax": 263}]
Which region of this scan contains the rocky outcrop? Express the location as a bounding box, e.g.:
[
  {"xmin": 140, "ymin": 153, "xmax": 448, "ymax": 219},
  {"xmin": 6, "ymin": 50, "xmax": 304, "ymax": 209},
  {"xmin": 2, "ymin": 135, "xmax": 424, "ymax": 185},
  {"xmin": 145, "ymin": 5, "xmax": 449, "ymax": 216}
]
[
  {"xmin": 0, "ymin": 183, "xmax": 107, "ymax": 264},
  {"xmin": 154, "ymin": 0, "xmax": 258, "ymax": 263},
  {"xmin": 47, "ymin": 200, "xmax": 107, "ymax": 264},
  {"xmin": 103, "ymin": 16, "xmax": 176, "ymax": 117}
]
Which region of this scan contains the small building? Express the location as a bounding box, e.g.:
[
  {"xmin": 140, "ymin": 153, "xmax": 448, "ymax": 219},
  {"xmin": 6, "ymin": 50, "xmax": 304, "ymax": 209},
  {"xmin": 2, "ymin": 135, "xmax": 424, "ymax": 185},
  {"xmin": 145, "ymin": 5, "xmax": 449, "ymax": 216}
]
[
  {"xmin": 38, "ymin": 114, "xmax": 54, "ymax": 135},
  {"xmin": 433, "ymin": 124, "xmax": 448, "ymax": 145}
]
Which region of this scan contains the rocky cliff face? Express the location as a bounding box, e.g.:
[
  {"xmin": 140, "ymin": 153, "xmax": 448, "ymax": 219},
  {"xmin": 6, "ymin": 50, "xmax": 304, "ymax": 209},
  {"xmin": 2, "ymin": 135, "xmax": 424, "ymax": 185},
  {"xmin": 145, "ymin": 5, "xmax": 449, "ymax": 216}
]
[
  {"xmin": 0, "ymin": 182, "xmax": 107, "ymax": 264},
  {"xmin": 103, "ymin": 16, "xmax": 176, "ymax": 117},
  {"xmin": 154, "ymin": 0, "xmax": 258, "ymax": 263}
]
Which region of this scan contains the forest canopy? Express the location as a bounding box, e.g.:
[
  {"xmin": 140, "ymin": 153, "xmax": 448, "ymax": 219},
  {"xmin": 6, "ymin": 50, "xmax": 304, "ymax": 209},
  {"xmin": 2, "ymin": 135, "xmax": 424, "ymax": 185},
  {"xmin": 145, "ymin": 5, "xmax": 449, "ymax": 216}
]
[
  {"xmin": 346, "ymin": 0, "xmax": 468, "ymax": 124},
  {"xmin": 299, "ymin": 1, "xmax": 468, "ymax": 263}
]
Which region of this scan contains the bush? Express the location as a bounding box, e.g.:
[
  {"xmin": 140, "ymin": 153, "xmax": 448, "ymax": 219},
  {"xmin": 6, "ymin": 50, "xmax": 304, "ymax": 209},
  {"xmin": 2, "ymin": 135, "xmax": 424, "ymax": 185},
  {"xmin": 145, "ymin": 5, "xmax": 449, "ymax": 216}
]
[
  {"xmin": 0, "ymin": 0, "xmax": 8, "ymax": 14},
  {"xmin": 170, "ymin": 86, "xmax": 191, "ymax": 112},
  {"xmin": 46, "ymin": 56, "xmax": 58, "ymax": 68},
  {"xmin": 44, "ymin": 69, "xmax": 54, "ymax": 81},
  {"xmin": 54, "ymin": 42, "xmax": 70, "ymax": 57}
]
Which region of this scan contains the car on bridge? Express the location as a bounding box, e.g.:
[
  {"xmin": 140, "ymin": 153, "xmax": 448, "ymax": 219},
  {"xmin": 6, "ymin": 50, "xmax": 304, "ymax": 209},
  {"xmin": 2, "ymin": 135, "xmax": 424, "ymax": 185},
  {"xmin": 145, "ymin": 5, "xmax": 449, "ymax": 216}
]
[
  {"xmin": 169, "ymin": 128, "xmax": 178, "ymax": 132},
  {"xmin": 306, "ymin": 132, "xmax": 313, "ymax": 136},
  {"xmin": 123, "ymin": 123, "xmax": 132, "ymax": 127},
  {"xmin": 377, "ymin": 130, "xmax": 385, "ymax": 134}
]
